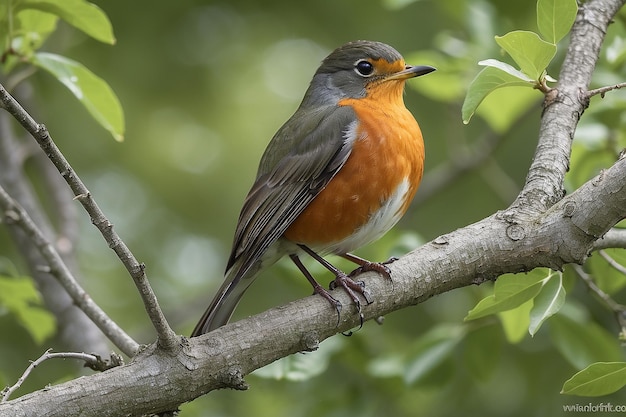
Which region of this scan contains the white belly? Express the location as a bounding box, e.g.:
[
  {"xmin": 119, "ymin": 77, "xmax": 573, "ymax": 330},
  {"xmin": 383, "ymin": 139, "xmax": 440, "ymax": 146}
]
[{"xmin": 318, "ymin": 177, "xmax": 411, "ymax": 255}]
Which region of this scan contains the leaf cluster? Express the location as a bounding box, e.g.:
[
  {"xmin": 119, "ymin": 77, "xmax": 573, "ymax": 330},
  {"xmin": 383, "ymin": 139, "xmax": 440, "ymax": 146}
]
[
  {"xmin": 0, "ymin": 0, "xmax": 123, "ymax": 140},
  {"xmin": 462, "ymin": 0, "xmax": 578, "ymax": 123}
]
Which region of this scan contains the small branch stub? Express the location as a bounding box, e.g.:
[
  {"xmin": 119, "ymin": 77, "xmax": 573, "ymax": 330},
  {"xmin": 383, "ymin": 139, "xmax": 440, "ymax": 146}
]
[
  {"xmin": 506, "ymin": 224, "xmax": 526, "ymax": 241},
  {"xmin": 563, "ymin": 201, "xmax": 577, "ymax": 217}
]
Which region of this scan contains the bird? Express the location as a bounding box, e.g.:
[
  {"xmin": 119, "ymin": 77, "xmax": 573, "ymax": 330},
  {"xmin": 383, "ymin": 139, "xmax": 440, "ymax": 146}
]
[{"xmin": 191, "ymin": 40, "xmax": 434, "ymax": 336}]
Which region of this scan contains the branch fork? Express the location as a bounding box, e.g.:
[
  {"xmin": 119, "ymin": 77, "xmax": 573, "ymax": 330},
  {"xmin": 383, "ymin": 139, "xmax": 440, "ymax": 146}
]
[{"xmin": 1, "ymin": 0, "xmax": 626, "ymax": 414}]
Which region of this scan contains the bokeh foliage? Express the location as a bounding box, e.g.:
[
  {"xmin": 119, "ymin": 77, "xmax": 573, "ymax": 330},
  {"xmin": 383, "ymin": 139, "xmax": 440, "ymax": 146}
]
[{"xmin": 0, "ymin": 0, "xmax": 625, "ymax": 415}]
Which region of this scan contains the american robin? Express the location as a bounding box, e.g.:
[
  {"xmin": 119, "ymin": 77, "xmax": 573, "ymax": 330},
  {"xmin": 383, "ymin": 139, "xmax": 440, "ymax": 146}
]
[{"xmin": 192, "ymin": 40, "xmax": 434, "ymax": 336}]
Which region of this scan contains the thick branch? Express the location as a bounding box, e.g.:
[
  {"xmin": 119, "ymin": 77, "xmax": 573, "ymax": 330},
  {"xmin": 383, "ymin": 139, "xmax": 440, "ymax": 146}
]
[
  {"xmin": 1, "ymin": 0, "xmax": 625, "ymax": 414},
  {"xmin": 1, "ymin": 155, "xmax": 624, "ymax": 417},
  {"xmin": 511, "ymin": 0, "xmax": 626, "ymax": 215}
]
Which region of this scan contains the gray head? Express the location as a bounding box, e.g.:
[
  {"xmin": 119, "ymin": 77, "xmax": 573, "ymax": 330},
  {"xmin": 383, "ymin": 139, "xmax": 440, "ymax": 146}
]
[
  {"xmin": 317, "ymin": 40, "xmax": 404, "ymax": 74},
  {"xmin": 300, "ymin": 40, "xmax": 435, "ymax": 107}
]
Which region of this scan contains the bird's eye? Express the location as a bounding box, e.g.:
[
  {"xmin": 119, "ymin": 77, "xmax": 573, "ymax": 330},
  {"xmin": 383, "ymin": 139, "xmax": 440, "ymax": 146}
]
[{"xmin": 354, "ymin": 60, "xmax": 375, "ymax": 77}]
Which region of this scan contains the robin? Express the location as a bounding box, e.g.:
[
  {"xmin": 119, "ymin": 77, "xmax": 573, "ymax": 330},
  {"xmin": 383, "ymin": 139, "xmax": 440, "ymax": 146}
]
[{"xmin": 192, "ymin": 40, "xmax": 434, "ymax": 336}]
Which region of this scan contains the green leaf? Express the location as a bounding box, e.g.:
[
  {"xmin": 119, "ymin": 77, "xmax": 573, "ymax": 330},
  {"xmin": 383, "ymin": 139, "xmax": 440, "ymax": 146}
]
[
  {"xmin": 529, "ymin": 270, "xmax": 566, "ymax": 336},
  {"xmin": 549, "ymin": 313, "xmax": 623, "ymax": 369},
  {"xmin": 562, "ymin": 362, "xmax": 626, "ymax": 396},
  {"xmin": 462, "ymin": 65, "xmax": 534, "ymax": 124},
  {"xmin": 478, "ymin": 59, "xmax": 533, "ymax": 81},
  {"xmin": 0, "ymin": 275, "xmax": 39, "ymax": 311},
  {"xmin": 0, "ymin": 276, "xmax": 56, "ymax": 344},
  {"xmin": 31, "ymin": 52, "xmax": 125, "ymax": 141},
  {"xmin": 253, "ymin": 337, "xmax": 343, "ymax": 381},
  {"xmin": 3, "ymin": 8, "xmax": 58, "ymax": 71},
  {"xmin": 537, "ymin": 0, "xmax": 578, "ymax": 44},
  {"xmin": 16, "ymin": 305, "xmax": 57, "ymax": 344},
  {"xmin": 367, "ymin": 353, "xmax": 406, "ymax": 379},
  {"xmin": 498, "ymin": 299, "xmax": 533, "ymax": 343},
  {"xmin": 367, "ymin": 324, "xmax": 463, "ymax": 386},
  {"xmin": 471, "ymin": 81, "xmax": 540, "ymax": 133},
  {"xmin": 495, "ymin": 30, "xmax": 557, "ymax": 80},
  {"xmin": 465, "ymin": 271, "xmax": 545, "ymax": 320},
  {"xmin": 403, "ymin": 324, "xmax": 465, "ymax": 385},
  {"xmin": 16, "ymin": 0, "xmax": 115, "ymax": 44}
]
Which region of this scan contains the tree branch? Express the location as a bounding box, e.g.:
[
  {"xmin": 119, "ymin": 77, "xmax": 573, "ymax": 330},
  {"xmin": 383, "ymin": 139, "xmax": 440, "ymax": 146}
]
[
  {"xmin": 573, "ymin": 264, "xmax": 626, "ymax": 334},
  {"xmin": 0, "ymin": 112, "xmax": 109, "ymax": 355},
  {"xmin": 1, "ymin": 154, "xmax": 625, "ymax": 416},
  {"xmin": 1, "ymin": 349, "xmax": 121, "ymax": 402},
  {"xmin": 599, "ymin": 249, "xmax": 626, "ymax": 275},
  {"xmin": 1, "ymin": 0, "xmax": 625, "ymax": 414},
  {"xmin": 593, "ymin": 227, "xmax": 626, "ymax": 249},
  {"xmin": 0, "ymin": 183, "xmax": 139, "ymax": 357},
  {"xmin": 0, "ymin": 85, "xmax": 178, "ymax": 352},
  {"xmin": 509, "ymin": 0, "xmax": 626, "ymax": 216},
  {"xmin": 587, "ymin": 81, "xmax": 626, "ymax": 98}
]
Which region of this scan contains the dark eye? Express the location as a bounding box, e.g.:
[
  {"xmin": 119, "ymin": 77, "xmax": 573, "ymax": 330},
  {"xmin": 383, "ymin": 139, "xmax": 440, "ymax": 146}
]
[{"xmin": 354, "ymin": 59, "xmax": 374, "ymax": 77}]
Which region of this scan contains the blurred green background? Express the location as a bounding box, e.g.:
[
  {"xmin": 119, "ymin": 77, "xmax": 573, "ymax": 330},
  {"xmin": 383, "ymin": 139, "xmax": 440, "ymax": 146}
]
[{"xmin": 1, "ymin": 0, "xmax": 626, "ymax": 415}]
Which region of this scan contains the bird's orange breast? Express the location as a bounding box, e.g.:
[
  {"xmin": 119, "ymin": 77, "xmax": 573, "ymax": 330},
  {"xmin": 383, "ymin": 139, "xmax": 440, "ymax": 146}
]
[{"xmin": 283, "ymin": 94, "xmax": 424, "ymax": 252}]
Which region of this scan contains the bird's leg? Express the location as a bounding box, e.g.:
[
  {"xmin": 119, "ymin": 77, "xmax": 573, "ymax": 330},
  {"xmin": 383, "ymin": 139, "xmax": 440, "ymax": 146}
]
[
  {"xmin": 341, "ymin": 253, "xmax": 397, "ymax": 280},
  {"xmin": 297, "ymin": 245, "xmax": 372, "ymax": 308},
  {"xmin": 289, "ymin": 253, "xmax": 342, "ymax": 325}
]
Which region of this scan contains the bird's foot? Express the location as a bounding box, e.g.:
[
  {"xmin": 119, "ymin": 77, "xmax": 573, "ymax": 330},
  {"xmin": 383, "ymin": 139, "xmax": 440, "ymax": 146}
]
[
  {"xmin": 294, "ymin": 246, "xmax": 384, "ymax": 330},
  {"xmin": 329, "ymin": 273, "xmax": 373, "ymax": 306},
  {"xmin": 310, "ymin": 275, "xmax": 367, "ymax": 330},
  {"xmin": 310, "ymin": 283, "xmax": 343, "ymax": 326},
  {"xmin": 345, "ymin": 255, "xmax": 398, "ymax": 280},
  {"xmin": 328, "ymin": 273, "xmax": 371, "ymax": 334}
]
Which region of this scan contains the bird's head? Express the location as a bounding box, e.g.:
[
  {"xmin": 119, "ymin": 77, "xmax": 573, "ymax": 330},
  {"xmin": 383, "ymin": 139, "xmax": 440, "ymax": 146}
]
[{"xmin": 303, "ymin": 40, "xmax": 435, "ymax": 105}]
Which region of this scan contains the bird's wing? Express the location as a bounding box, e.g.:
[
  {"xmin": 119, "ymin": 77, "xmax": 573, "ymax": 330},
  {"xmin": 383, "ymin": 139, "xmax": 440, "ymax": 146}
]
[
  {"xmin": 227, "ymin": 104, "xmax": 358, "ymax": 279},
  {"xmin": 191, "ymin": 104, "xmax": 358, "ymax": 336}
]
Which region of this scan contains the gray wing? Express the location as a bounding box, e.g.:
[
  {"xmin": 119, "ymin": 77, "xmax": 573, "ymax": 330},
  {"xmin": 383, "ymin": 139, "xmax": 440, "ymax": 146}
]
[
  {"xmin": 226, "ymin": 104, "xmax": 358, "ymax": 279},
  {"xmin": 190, "ymin": 104, "xmax": 358, "ymax": 336}
]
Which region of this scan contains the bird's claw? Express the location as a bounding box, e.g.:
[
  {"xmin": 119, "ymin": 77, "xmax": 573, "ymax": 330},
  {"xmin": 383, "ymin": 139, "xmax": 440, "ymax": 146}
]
[
  {"xmin": 341, "ymin": 312, "xmax": 364, "ymax": 336},
  {"xmin": 348, "ymin": 258, "xmax": 396, "ymax": 280},
  {"xmin": 312, "ymin": 286, "xmax": 343, "ymax": 326},
  {"xmin": 329, "ymin": 273, "xmax": 372, "ymax": 308}
]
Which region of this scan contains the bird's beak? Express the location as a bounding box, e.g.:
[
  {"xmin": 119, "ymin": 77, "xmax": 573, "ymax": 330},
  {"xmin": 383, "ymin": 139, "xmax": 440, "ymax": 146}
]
[{"xmin": 387, "ymin": 65, "xmax": 436, "ymax": 81}]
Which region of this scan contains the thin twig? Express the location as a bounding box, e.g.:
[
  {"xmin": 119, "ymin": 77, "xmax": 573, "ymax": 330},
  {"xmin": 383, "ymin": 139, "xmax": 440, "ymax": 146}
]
[
  {"xmin": 586, "ymin": 81, "xmax": 626, "ymax": 98},
  {"xmin": 573, "ymin": 263, "xmax": 626, "ymax": 341},
  {"xmin": 1, "ymin": 349, "xmax": 120, "ymax": 402},
  {"xmin": 599, "ymin": 249, "xmax": 626, "ymax": 275},
  {"xmin": 573, "ymin": 264, "xmax": 626, "ymax": 314},
  {"xmin": 0, "ymin": 112, "xmax": 109, "ymax": 354},
  {"xmin": 0, "ymin": 82, "xmax": 179, "ymax": 351},
  {"xmin": 0, "ymin": 183, "xmax": 140, "ymax": 356}
]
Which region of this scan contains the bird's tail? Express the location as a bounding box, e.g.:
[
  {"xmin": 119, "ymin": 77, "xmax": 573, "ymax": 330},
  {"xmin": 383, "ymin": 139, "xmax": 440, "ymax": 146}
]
[
  {"xmin": 190, "ymin": 269, "xmax": 250, "ymax": 336},
  {"xmin": 190, "ymin": 251, "xmax": 282, "ymax": 337}
]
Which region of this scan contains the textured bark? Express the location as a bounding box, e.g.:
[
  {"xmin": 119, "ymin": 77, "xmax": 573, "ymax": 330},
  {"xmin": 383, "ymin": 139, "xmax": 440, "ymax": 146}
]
[
  {"xmin": 1, "ymin": 0, "xmax": 626, "ymax": 415},
  {"xmin": 1, "ymin": 151, "xmax": 625, "ymax": 417}
]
